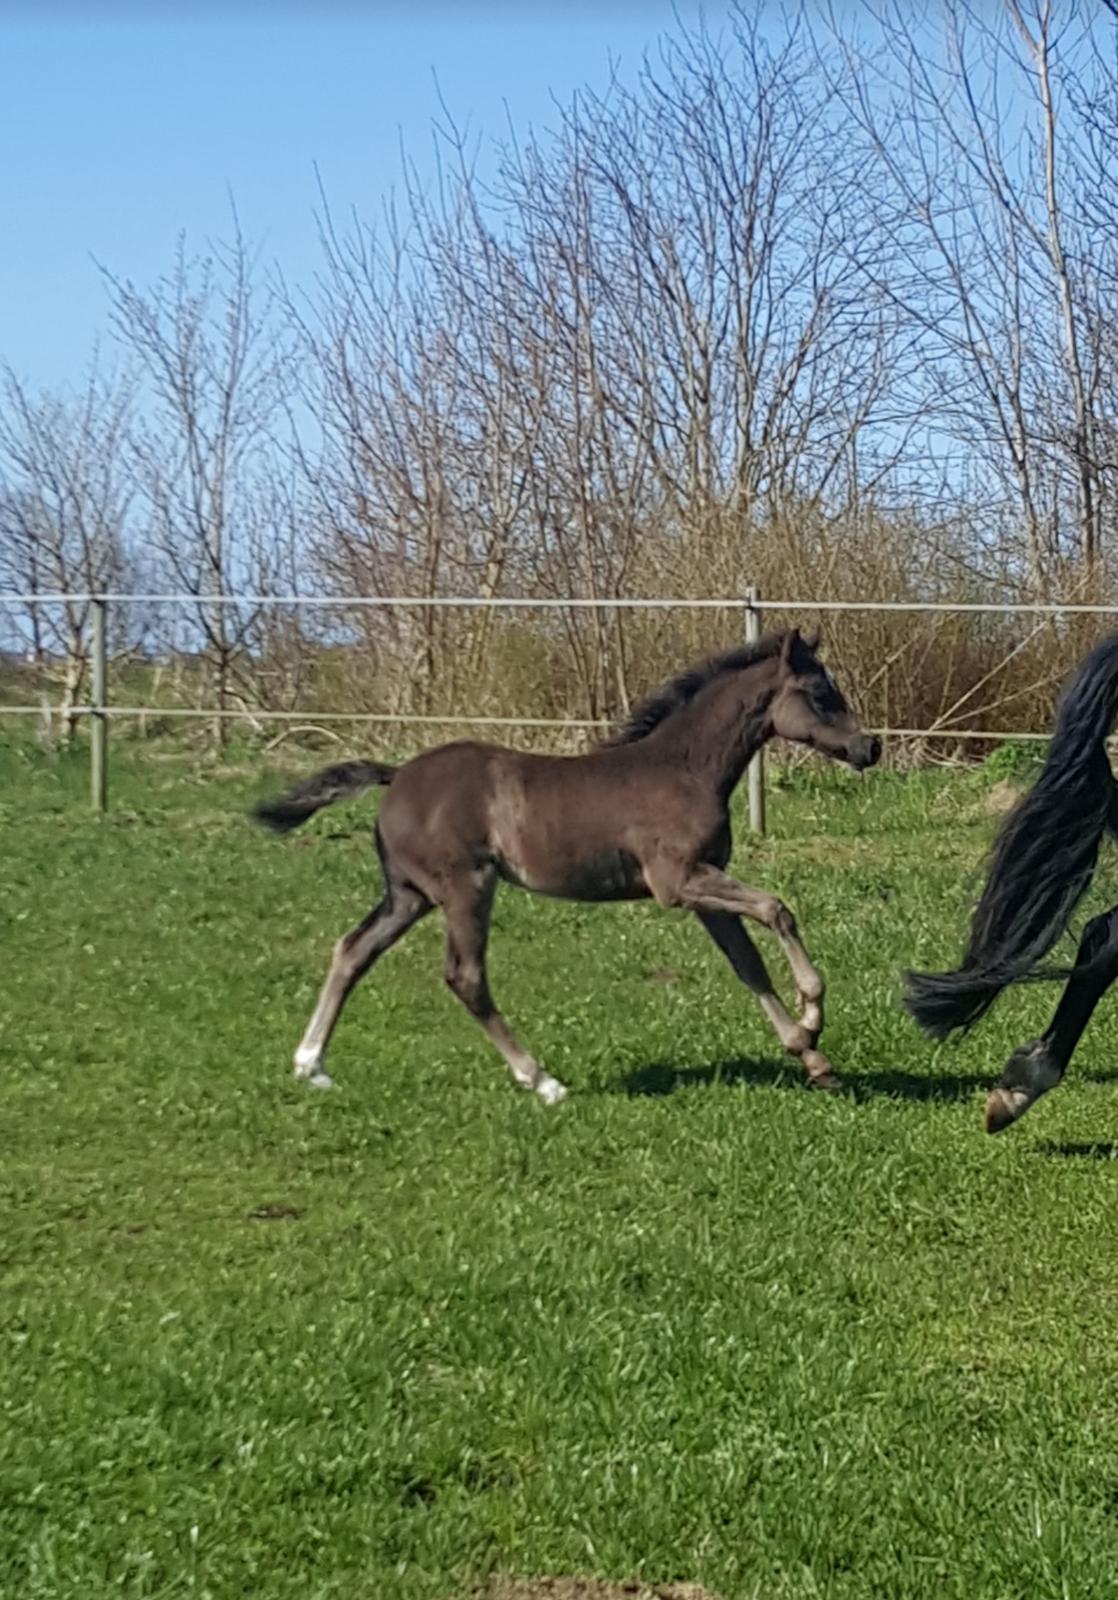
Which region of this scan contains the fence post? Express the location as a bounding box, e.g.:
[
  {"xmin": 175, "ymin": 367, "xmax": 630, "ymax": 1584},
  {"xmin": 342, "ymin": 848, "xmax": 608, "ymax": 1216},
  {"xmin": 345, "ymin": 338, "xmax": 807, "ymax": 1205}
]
[
  {"xmin": 744, "ymin": 586, "xmax": 766, "ymax": 837},
  {"xmin": 91, "ymin": 596, "xmax": 108, "ymax": 815}
]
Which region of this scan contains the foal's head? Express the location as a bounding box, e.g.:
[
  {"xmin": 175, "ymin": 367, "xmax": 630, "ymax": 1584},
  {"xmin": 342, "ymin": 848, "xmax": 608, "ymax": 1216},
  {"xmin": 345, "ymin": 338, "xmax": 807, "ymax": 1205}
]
[{"xmin": 769, "ymin": 630, "xmax": 881, "ymax": 771}]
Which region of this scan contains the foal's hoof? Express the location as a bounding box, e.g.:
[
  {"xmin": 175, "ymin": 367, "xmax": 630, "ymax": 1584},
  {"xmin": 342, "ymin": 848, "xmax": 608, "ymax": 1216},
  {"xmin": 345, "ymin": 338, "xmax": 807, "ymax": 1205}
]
[
  {"xmin": 803, "ymin": 1049, "xmax": 842, "ymax": 1093},
  {"xmin": 808, "ymin": 1070, "xmax": 843, "ymax": 1093},
  {"xmin": 294, "ymin": 1062, "xmax": 337, "ymax": 1090},
  {"xmin": 535, "ymin": 1075, "xmax": 568, "ymax": 1106}
]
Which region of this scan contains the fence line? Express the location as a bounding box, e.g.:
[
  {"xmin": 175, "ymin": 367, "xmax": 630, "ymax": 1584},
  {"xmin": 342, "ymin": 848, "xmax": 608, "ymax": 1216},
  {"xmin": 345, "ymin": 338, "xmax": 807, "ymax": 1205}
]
[
  {"xmin": 0, "ymin": 703, "xmax": 1063, "ymax": 742},
  {"xmin": 4, "ymin": 591, "xmax": 1118, "ymax": 617},
  {"xmin": 0, "ymin": 586, "xmax": 1090, "ymax": 822},
  {"xmin": 38, "ymin": 705, "xmax": 616, "ymax": 730}
]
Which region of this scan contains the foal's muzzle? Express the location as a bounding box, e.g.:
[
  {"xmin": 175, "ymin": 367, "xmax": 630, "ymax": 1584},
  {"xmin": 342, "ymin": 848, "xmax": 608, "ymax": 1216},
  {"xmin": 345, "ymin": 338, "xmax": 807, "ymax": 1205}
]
[{"xmin": 847, "ymin": 734, "xmax": 882, "ymax": 771}]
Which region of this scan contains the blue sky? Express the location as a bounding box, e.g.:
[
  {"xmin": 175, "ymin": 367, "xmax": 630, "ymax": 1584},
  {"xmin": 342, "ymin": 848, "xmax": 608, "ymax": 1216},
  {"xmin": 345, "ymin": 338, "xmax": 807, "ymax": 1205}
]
[{"xmin": 1, "ymin": 2, "xmax": 746, "ymax": 391}]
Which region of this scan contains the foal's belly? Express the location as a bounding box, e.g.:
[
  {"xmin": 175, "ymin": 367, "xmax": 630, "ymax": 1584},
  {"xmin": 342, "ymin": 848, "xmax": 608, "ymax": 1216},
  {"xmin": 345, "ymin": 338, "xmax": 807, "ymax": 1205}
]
[{"xmin": 495, "ymin": 847, "xmax": 649, "ymax": 903}]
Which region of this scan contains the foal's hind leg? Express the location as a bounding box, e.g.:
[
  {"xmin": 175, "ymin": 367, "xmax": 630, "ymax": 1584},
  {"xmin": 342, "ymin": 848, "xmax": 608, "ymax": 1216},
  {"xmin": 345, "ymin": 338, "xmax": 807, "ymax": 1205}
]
[
  {"xmin": 697, "ymin": 911, "xmax": 840, "ymax": 1090},
  {"xmin": 441, "ymin": 874, "xmax": 567, "ymax": 1105},
  {"xmin": 293, "ymin": 883, "xmax": 430, "ymax": 1089},
  {"xmin": 986, "ymin": 906, "xmax": 1118, "ymax": 1133}
]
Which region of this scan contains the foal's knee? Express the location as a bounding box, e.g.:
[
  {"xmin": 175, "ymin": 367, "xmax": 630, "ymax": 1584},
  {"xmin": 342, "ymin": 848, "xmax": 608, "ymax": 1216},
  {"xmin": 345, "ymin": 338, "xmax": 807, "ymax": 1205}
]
[{"xmin": 755, "ymin": 895, "xmax": 793, "ymax": 936}]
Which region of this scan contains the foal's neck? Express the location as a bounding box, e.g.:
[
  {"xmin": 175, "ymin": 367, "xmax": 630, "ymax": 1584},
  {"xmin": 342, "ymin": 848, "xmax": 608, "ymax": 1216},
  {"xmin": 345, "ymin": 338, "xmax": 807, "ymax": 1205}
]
[{"xmin": 657, "ymin": 661, "xmax": 775, "ymax": 800}]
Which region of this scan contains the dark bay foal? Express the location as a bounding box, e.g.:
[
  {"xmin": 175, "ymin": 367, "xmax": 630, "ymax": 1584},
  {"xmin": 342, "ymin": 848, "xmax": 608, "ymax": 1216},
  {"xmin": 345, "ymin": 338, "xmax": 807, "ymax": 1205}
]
[{"xmin": 255, "ymin": 628, "xmax": 881, "ymax": 1102}]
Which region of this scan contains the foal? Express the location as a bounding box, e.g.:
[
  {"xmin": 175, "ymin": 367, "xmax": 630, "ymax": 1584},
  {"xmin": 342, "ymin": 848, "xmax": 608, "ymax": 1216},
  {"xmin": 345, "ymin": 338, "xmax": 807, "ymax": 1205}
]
[{"xmin": 255, "ymin": 629, "xmax": 881, "ymax": 1102}]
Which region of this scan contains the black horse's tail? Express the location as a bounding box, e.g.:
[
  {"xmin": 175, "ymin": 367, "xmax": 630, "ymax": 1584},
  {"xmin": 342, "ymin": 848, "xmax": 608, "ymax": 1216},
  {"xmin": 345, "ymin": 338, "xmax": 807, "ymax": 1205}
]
[
  {"xmin": 905, "ymin": 632, "xmax": 1118, "ymax": 1040},
  {"xmin": 252, "ymin": 759, "xmax": 398, "ymax": 834}
]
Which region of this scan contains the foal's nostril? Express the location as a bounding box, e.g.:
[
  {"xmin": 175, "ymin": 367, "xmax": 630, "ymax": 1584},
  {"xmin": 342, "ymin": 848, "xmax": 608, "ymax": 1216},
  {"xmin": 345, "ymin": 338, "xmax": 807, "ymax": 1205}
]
[{"xmin": 852, "ymin": 735, "xmax": 882, "ymax": 770}]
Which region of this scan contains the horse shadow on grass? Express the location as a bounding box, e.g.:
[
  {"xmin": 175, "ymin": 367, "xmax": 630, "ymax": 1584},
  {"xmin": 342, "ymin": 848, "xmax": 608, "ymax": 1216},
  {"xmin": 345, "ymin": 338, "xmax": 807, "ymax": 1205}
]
[
  {"xmin": 1036, "ymin": 1140, "xmax": 1118, "ymax": 1161},
  {"xmin": 616, "ymin": 1055, "xmax": 993, "ymax": 1104},
  {"xmin": 617, "ymin": 1056, "xmax": 1118, "ymax": 1108}
]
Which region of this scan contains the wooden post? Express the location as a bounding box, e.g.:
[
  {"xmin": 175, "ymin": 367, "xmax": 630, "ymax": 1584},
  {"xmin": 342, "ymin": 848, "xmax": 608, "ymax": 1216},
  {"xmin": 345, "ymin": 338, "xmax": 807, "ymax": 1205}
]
[
  {"xmin": 91, "ymin": 596, "xmax": 108, "ymax": 815},
  {"xmin": 744, "ymin": 586, "xmax": 766, "ymax": 836}
]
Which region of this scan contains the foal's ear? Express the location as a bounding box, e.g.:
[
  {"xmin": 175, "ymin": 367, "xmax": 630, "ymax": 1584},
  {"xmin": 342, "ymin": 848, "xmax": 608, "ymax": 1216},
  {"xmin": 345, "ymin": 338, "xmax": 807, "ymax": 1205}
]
[
  {"xmin": 780, "ymin": 628, "xmax": 802, "ymax": 669},
  {"xmin": 802, "ymin": 628, "xmax": 821, "ymax": 652}
]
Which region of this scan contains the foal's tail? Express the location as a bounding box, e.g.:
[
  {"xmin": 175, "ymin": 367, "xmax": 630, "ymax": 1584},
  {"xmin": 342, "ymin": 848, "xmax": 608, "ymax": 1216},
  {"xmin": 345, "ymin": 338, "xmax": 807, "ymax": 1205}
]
[
  {"xmin": 252, "ymin": 759, "xmax": 397, "ymax": 834},
  {"xmin": 904, "ymin": 632, "xmax": 1118, "ymax": 1040}
]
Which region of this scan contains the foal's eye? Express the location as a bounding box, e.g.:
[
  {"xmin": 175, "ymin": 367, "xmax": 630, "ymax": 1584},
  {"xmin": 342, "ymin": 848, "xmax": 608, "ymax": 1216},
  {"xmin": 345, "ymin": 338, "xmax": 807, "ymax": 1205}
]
[{"xmin": 809, "ymin": 679, "xmax": 841, "ymax": 715}]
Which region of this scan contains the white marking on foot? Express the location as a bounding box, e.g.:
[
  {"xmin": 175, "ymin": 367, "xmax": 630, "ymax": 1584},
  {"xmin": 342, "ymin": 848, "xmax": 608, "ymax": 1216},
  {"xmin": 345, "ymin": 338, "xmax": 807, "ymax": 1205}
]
[
  {"xmin": 307, "ymin": 1070, "xmax": 337, "ymax": 1091},
  {"xmin": 535, "ymin": 1075, "xmax": 568, "ymax": 1106},
  {"xmin": 294, "ymin": 1045, "xmax": 324, "ymax": 1081}
]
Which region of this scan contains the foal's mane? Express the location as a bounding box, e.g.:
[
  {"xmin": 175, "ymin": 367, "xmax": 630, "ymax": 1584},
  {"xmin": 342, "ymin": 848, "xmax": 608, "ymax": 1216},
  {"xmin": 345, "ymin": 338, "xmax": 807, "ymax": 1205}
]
[{"xmin": 603, "ymin": 632, "xmax": 790, "ymax": 748}]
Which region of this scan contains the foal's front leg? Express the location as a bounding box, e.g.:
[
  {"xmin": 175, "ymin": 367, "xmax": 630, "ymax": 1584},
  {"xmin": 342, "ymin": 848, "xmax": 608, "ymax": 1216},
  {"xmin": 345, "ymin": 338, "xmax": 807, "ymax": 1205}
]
[
  {"xmin": 658, "ymin": 863, "xmax": 826, "ymax": 1041},
  {"xmin": 697, "ymin": 911, "xmax": 840, "ymax": 1089}
]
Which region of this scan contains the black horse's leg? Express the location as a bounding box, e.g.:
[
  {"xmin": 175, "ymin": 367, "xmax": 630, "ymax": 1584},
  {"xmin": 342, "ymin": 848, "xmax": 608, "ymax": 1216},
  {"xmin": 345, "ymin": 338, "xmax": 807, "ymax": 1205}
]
[{"xmin": 986, "ymin": 906, "xmax": 1118, "ymax": 1133}]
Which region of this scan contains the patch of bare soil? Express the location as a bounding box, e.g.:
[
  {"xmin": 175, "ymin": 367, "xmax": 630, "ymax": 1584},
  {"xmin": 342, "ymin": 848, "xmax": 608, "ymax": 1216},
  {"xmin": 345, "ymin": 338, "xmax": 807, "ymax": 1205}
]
[{"xmin": 463, "ymin": 1580, "xmax": 720, "ymax": 1600}]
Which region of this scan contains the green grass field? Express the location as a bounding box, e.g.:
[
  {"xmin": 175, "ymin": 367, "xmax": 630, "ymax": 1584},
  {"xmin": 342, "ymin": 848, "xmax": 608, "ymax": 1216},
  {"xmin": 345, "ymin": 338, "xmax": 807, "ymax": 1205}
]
[{"xmin": 5, "ymin": 737, "xmax": 1118, "ymax": 1600}]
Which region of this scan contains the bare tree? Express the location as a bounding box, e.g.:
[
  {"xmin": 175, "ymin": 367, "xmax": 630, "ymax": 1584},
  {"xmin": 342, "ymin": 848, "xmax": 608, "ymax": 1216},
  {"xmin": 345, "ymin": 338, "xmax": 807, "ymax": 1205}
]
[
  {"xmin": 828, "ymin": 0, "xmax": 1116, "ymax": 579},
  {"xmin": 0, "ymin": 362, "xmax": 134, "ymax": 733},
  {"xmin": 1058, "ymin": 0, "xmax": 1118, "ymax": 563},
  {"xmin": 553, "ymin": 16, "xmax": 908, "ymax": 529},
  {"xmin": 104, "ymin": 216, "xmax": 296, "ymax": 744}
]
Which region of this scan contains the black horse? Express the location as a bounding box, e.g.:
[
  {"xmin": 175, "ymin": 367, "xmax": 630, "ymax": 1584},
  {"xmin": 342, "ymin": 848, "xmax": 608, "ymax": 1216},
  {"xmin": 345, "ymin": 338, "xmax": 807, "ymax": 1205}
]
[{"xmin": 906, "ymin": 632, "xmax": 1118, "ymax": 1132}]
